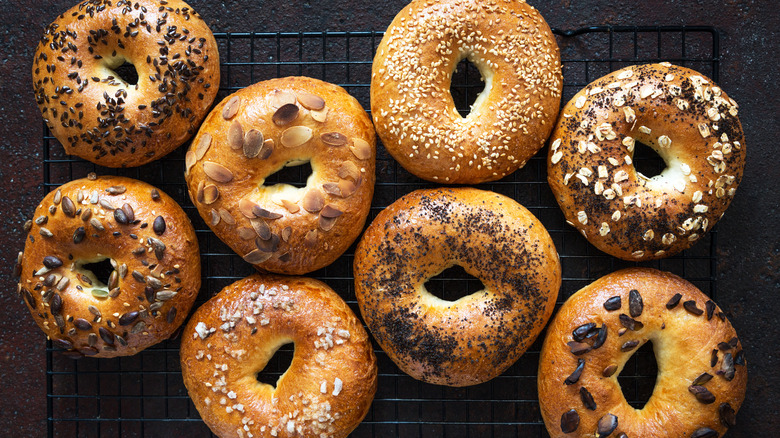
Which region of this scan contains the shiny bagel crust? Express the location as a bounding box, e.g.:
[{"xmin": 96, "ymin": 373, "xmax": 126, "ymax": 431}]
[
  {"xmin": 548, "ymin": 63, "xmax": 746, "ymax": 260},
  {"xmin": 371, "ymin": 0, "xmax": 562, "ymax": 183},
  {"xmin": 32, "ymin": 0, "xmax": 220, "ymax": 167},
  {"xmin": 354, "ymin": 188, "xmax": 561, "ymax": 386},
  {"xmin": 538, "ymin": 268, "xmax": 746, "ymax": 438},
  {"xmin": 185, "ymin": 77, "xmax": 375, "ymax": 275},
  {"xmin": 180, "ymin": 275, "xmax": 377, "ymax": 438},
  {"xmin": 16, "ymin": 175, "xmax": 200, "ymax": 358}
]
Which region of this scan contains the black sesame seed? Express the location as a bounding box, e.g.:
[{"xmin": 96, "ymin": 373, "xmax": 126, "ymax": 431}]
[{"xmin": 118, "ymin": 311, "xmax": 139, "ymax": 326}]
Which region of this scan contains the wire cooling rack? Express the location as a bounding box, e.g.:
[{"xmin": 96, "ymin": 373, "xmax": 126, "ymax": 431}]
[{"xmin": 43, "ymin": 26, "xmax": 720, "ymax": 437}]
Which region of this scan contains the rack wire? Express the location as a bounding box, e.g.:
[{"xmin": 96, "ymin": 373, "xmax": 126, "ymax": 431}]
[{"xmin": 44, "ymin": 26, "xmax": 720, "ymax": 437}]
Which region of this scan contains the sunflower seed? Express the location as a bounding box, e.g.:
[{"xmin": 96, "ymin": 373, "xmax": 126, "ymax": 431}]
[
  {"xmin": 560, "ymin": 409, "xmax": 579, "ymax": 433},
  {"xmin": 53, "ymin": 189, "xmax": 62, "ymax": 205},
  {"xmin": 51, "ymin": 293, "xmax": 63, "ymax": 314},
  {"xmin": 280, "ymin": 126, "xmax": 312, "ymax": 147},
  {"xmin": 39, "ymin": 227, "xmax": 54, "ymax": 237},
  {"xmin": 243, "ymin": 129, "xmax": 264, "ymax": 158},
  {"xmin": 597, "ymin": 413, "xmax": 618, "ymax": 437},
  {"xmin": 564, "ymin": 359, "xmax": 585, "ymax": 385},
  {"xmin": 35, "ymin": 215, "xmax": 48, "ymax": 226},
  {"xmin": 61, "ymin": 196, "xmax": 76, "ymax": 217},
  {"xmin": 114, "ymin": 208, "xmax": 129, "ymax": 224},
  {"xmin": 73, "ymin": 226, "xmax": 86, "ymax": 244},
  {"xmin": 603, "ymin": 296, "xmax": 621, "ymax": 311},
  {"xmin": 132, "ymin": 270, "xmax": 145, "ymax": 283},
  {"xmin": 603, "ymin": 364, "xmax": 618, "ymax": 377},
  {"xmin": 99, "ymin": 327, "xmax": 114, "ymax": 345},
  {"xmin": 666, "ymin": 293, "xmax": 682, "ymax": 309},
  {"xmin": 621, "ymin": 340, "xmax": 639, "ymax": 351},
  {"xmin": 149, "ymin": 237, "xmax": 166, "ymax": 260},
  {"xmin": 22, "ymin": 288, "xmax": 36, "ymax": 308},
  {"xmin": 156, "ymin": 290, "xmax": 177, "ymax": 301},
  {"xmin": 119, "ymin": 311, "xmax": 139, "ymax": 326},
  {"xmin": 203, "ymin": 162, "xmax": 234, "ymax": 183},
  {"xmin": 106, "ymin": 185, "xmax": 126, "ymax": 195},
  {"xmin": 321, "ymin": 132, "xmax": 347, "ymax": 147},
  {"xmin": 44, "ymin": 274, "xmax": 57, "ymax": 287},
  {"xmin": 73, "ymin": 318, "xmax": 92, "ymax": 331},
  {"xmin": 131, "ymin": 321, "xmax": 146, "ymax": 334},
  {"xmin": 121, "ymin": 203, "xmax": 135, "ymax": 222},
  {"xmin": 152, "ymin": 216, "xmax": 166, "ymax": 236},
  {"xmin": 88, "ymin": 306, "xmax": 101, "ymax": 317},
  {"xmin": 580, "ymin": 387, "xmax": 597, "ymax": 410},
  {"xmin": 151, "ymin": 189, "xmax": 160, "ymax": 201},
  {"xmin": 167, "ymin": 307, "xmax": 177, "ymax": 324},
  {"xmin": 302, "ymin": 189, "xmax": 324, "ymax": 212},
  {"xmin": 90, "ymin": 218, "xmax": 105, "ymax": 231},
  {"xmin": 296, "ymin": 91, "xmax": 325, "ymax": 110},
  {"xmin": 146, "ymin": 276, "xmax": 163, "ymax": 290},
  {"xmin": 56, "ymin": 276, "xmax": 69, "ymax": 291},
  {"xmin": 735, "ymin": 350, "xmax": 745, "ymax": 366},
  {"xmin": 719, "ymin": 402, "xmax": 736, "ymax": 428},
  {"xmin": 222, "ymin": 96, "xmax": 240, "ymax": 119},
  {"xmin": 243, "ymin": 249, "xmax": 272, "ymax": 264},
  {"xmin": 43, "ymin": 256, "xmax": 63, "ymax": 269},
  {"xmin": 99, "ymin": 198, "xmax": 115, "ymax": 210},
  {"xmin": 80, "ymin": 346, "xmax": 99, "ymax": 356},
  {"xmin": 628, "ymin": 289, "xmax": 643, "ymax": 317},
  {"xmin": 683, "ymin": 300, "xmax": 704, "ymax": 316},
  {"xmin": 272, "ymin": 103, "xmax": 299, "ymax": 126}
]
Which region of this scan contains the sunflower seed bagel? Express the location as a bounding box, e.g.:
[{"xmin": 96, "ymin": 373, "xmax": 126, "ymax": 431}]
[
  {"xmin": 538, "ymin": 268, "xmax": 747, "ymax": 438},
  {"xmin": 16, "ymin": 175, "xmax": 201, "ymax": 358},
  {"xmin": 371, "ymin": 0, "xmax": 562, "ymax": 184},
  {"xmin": 32, "ymin": 0, "xmax": 220, "ymax": 167},
  {"xmin": 547, "ymin": 63, "xmax": 746, "ymax": 261},
  {"xmin": 185, "ymin": 77, "xmax": 376, "ymax": 275}
]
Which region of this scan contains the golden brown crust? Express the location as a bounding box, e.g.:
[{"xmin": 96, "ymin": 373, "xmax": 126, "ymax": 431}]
[
  {"xmin": 180, "ymin": 275, "xmax": 377, "ymax": 438},
  {"xmin": 17, "ymin": 175, "xmax": 200, "ymax": 358},
  {"xmin": 32, "ymin": 0, "xmax": 220, "ymax": 167},
  {"xmin": 548, "ymin": 63, "xmax": 746, "ymax": 261},
  {"xmin": 538, "ymin": 268, "xmax": 747, "ymax": 438},
  {"xmin": 354, "ymin": 188, "xmax": 561, "ymax": 386},
  {"xmin": 371, "ymin": 0, "xmax": 562, "ymax": 184},
  {"xmin": 185, "ymin": 76, "xmax": 376, "ymax": 275}
]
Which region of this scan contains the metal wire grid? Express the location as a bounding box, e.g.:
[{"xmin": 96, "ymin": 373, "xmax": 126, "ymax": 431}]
[{"xmin": 42, "ymin": 26, "xmax": 720, "ymax": 437}]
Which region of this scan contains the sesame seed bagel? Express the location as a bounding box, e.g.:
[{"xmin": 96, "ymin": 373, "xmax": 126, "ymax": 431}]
[
  {"xmin": 32, "ymin": 0, "xmax": 220, "ymax": 167},
  {"xmin": 354, "ymin": 188, "xmax": 561, "ymax": 386},
  {"xmin": 16, "ymin": 175, "xmax": 200, "ymax": 358},
  {"xmin": 185, "ymin": 76, "xmax": 376, "ymax": 275},
  {"xmin": 180, "ymin": 275, "xmax": 377, "ymax": 438},
  {"xmin": 371, "ymin": 0, "xmax": 562, "ymax": 184},
  {"xmin": 547, "ymin": 63, "xmax": 746, "ymax": 261},
  {"xmin": 538, "ymin": 268, "xmax": 746, "ymax": 438}
]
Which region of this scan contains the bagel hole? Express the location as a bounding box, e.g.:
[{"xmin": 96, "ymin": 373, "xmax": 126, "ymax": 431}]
[
  {"xmin": 450, "ymin": 58, "xmax": 485, "ymax": 117},
  {"xmin": 424, "ymin": 265, "xmax": 485, "ymax": 302},
  {"xmin": 256, "ymin": 342, "xmax": 295, "ymax": 388},
  {"xmin": 617, "ymin": 341, "xmax": 658, "ymax": 409},
  {"xmin": 79, "ymin": 258, "xmax": 115, "ymax": 288},
  {"xmin": 263, "ymin": 160, "xmax": 313, "ymax": 188},
  {"xmin": 633, "ymin": 140, "xmax": 667, "ymax": 179},
  {"xmin": 113, "ymin": 61, "xmax": 139, "ymax": 86}
]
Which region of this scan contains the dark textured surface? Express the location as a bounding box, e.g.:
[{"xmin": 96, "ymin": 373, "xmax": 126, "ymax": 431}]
[{"xmin": 1, "ymin": 0, "xmax": 777, "ymax": 436}]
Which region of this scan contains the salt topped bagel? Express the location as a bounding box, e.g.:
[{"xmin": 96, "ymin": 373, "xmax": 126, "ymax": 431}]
[
  {"xmin": 548, "ymin": 63, "xmax": 745, "ymax": 260},
  {"xmin": 371, "ymin": 0, "xmax": 562, "ymax": 183}
]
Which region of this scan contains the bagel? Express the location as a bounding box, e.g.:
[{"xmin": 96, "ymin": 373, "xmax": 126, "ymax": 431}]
[
  {"xmin": 371, "ymin": 0, "xmax": 563, "ymax": 184},
  {"xmin": 15, "ymin": 174, "xmax": 200, "ymax": 358},
  {"xmin": 32, "ymin": 0, "xmax": 220, "ymax": 167},
  {"xmin": 180, "ymin": 275, "xmax": 377, "ymax": 438},
  {"xmin": 354, "ymin": 187, "xmax": 560, "ymax": 386},
  {"xmin": 547, "ymin": 63, "xmax": 746, "ymax": 260},
  {"xmin": 185, "ymin": 76, "xmax": 375, "ymax": 275},
  {"xmin": 538, "ymin": 268, "xmax": 746, "ymax": 438}
]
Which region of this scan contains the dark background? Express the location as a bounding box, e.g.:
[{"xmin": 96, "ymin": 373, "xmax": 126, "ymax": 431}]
[{"xmin": 1, "ymin": 0, "xmax": 777, "ymax": 435}]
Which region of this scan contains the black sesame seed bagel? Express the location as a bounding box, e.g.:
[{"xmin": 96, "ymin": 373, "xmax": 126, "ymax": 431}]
[
  {"xmin": 371, "ymin": 0, "xmax": 563, "ymax": 184},
  {"xmin": 185, "ymin": 76, "xmax": 376, "ymax": 275},
  {"xmin": 547, "ymin": 63, "xmax": 746, "ymax": 260},
  {"xmin": 16, "ymin": 175, "xmax": 200, "ymax": 358},
  {"xmin": 538, "ymin": 268, "xmax": 746, "ymax": 438},
  {"xmin": 32, "ymin": 0, "xmax": 220, "ymax": 167},
  {"xmin": 180, "ymin": 275, "xmax": 377, "ymax": 438},
  {"xmin": 354, "ymin": 188, "xmax": 561, "ymax": 386}
]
